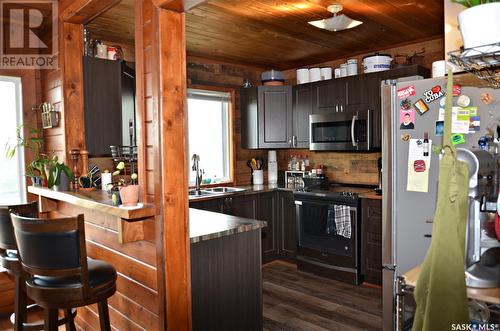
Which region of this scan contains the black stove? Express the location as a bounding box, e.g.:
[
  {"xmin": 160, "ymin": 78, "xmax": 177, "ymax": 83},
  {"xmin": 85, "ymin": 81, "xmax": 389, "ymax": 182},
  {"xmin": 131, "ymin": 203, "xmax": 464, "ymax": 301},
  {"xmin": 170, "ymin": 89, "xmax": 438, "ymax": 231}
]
[{"xmin": 293, "ymin": 185, "xmax": 374, "ymax": 285}]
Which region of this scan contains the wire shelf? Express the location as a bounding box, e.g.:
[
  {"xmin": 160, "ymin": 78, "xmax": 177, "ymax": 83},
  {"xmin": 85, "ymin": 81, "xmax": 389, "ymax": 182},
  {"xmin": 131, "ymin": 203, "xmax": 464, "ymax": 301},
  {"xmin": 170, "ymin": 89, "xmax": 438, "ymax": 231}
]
[{"xmin": 448, "ymin": 43, "xmax": 500, "ymax": 89}]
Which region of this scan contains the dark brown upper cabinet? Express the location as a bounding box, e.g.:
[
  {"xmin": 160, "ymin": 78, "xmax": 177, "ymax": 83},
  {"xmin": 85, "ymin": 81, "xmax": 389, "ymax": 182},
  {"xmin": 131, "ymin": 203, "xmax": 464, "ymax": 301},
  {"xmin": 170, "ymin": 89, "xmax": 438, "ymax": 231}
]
[
  {"xmin": 83, "ymin": 56, "xmax": 136, "ymax": 156},
  {"xmin": 311, "ymin": 79, "xmax": 347, "ymax": 115},
  {"xmin": 292, "ymin": 85, "xmax": 313, "ymax": 149},
  {"xmin": 241, "ymin": 65, "xmax": 430, "ymax": 151},
  {"xmin": 241, "ymin": 85, "xmax": 293, "ymax": 149}
]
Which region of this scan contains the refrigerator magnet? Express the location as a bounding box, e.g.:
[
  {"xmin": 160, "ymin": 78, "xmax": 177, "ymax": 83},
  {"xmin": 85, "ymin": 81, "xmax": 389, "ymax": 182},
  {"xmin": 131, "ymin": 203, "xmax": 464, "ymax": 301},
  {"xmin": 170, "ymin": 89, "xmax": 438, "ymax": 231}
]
[
  {"xmin": 470, "ymin": 116, "xmax": 480, "ymax": 132},
  {"xmin": 457, "ymin": 94, "xmax": 471, "ymax": 107},
  {"xmin": 413, "ymin": 160, "xmax": 426, "ymax": 172},
  {"xmin": 452, "ymin": 84, "xmax": 462, "ymax": 97},
  {"xmin": 400, "ymin": 109, "xmax": 415, "ymax": 130},
  {"xmin": 435, "ymin": 121, "xmax": 444, "ymax": 136},
  {"xmin": 481, "ymin": 93, "xmax": 494, "ymax": 105},
  {"xmin": 414, "ymin": 99, "xmax": 429, "ymax": 115},
  {"xmin": 423, "ymin": 85, "xmax": 444, "ymax": 103},
  {"xmin": 400, "ymin": 98, "xmax": 412, "ymax": 110},
  {"xmin": 407, "ymin": 138, "xmax": 432, "ymax": 193},
  {"xmin": 451, "ymin": 134, "xmax": 466, "ymax": 146},
  {"xmin": 439, "ymin": 97, "xmax": 446, "ymax": 108},
  {"xmin": 397, "ymin": 85, "xmax": 416, "ymax": 99},
  {"xmin": 401, "ymin": 133, "xmax": 411, "ymax": 142}
]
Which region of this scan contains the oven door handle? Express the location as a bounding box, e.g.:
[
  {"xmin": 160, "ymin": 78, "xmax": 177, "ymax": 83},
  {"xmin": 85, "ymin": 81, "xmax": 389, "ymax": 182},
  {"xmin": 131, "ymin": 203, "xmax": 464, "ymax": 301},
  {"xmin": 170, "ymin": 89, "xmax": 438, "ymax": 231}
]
[{"xmin": 351, "ymin": 114, "xmax": 358, "ymax": 148}]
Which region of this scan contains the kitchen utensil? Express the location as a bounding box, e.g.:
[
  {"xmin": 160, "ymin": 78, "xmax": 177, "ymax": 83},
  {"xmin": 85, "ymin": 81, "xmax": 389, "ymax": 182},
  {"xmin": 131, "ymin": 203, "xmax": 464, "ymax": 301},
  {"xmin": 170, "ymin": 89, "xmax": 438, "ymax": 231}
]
[
  {"xmin": 309, "ymin": 68, "xmax": 321, "ymax": 82},
  {"xmin": 363, "ymin": 53, "xmax": 392, "ymax": 73},
  {"xmin": 296, "ymin": 68, "xmax": 310, "ymax": 84},
  {"xmin": 253, "ymin": 170, "xmax": 264, "ymax": 185}
]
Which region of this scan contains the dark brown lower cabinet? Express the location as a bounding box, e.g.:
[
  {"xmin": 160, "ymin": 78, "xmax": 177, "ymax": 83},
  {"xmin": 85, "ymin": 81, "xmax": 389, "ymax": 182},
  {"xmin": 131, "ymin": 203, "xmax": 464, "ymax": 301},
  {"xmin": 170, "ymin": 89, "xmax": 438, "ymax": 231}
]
[
  {"xmin": 362, "ymin": 198, "xmax": 383, "ymax": 285},
  {"xmin": 258, "ymin": 192, "xmax": 278, "ymax": 262},
  {"xmin": 191, "ymin": 229, "xmax": 262, "ymax": 331},
  {"xmin": 278, "ymin": 191, "xmax": 297, "ymax": 260},
  {"xmin": 189, "ymin": 197, "xmax": 227, "ymax": 214}
]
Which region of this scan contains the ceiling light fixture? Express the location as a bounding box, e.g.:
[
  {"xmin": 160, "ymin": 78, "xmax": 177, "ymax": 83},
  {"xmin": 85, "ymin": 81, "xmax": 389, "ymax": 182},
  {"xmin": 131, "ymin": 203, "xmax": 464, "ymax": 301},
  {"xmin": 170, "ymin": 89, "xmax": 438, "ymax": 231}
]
[{"xmin": 308, "ymin": 4, "xmax": 363, "ymax": 32}]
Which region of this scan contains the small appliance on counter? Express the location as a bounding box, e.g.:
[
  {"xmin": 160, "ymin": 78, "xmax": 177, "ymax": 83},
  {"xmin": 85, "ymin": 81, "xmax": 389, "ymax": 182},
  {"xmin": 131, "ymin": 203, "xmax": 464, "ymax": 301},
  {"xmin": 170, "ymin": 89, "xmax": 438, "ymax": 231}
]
[
  {"xmin": 463, "ymin": 150, "xmax": 500, "ymax": 288},
  {"xmin": 285, "ymin": 170, "xmax": 308, "ymax": 190}
]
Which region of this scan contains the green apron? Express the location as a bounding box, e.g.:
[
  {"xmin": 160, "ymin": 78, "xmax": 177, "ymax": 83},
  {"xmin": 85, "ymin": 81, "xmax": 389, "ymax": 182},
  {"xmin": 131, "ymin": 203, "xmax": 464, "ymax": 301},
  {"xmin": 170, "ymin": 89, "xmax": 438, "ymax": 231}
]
[{"xmin": 412, "ymin": 71, "xmax": 469, "ymax": 331}]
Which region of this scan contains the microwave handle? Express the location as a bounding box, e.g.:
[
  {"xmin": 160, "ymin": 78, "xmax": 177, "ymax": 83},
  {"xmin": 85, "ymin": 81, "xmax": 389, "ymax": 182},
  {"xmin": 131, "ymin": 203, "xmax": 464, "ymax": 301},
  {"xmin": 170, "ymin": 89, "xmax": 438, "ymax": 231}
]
[{"xmin": 351, "ymin": 115, "xmax": 358, "ymax": 147}]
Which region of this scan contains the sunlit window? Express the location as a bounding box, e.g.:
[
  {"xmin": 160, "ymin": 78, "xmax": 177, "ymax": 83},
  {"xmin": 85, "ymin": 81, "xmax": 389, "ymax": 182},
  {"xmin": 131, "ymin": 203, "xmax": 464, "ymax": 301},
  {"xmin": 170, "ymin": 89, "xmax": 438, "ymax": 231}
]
[
  {"xmin": 188, "ymin": 89, "xmax": 231, "ymax": 185},
  {"xmin": 0, "ymin": 76, "xmax": 26, "ymax": 204}
]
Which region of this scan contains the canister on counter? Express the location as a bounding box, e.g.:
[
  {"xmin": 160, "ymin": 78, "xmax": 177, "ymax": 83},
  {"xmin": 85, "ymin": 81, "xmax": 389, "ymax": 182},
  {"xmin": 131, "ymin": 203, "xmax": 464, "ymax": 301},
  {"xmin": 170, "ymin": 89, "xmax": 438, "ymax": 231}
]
[
  {"xmin": 309, "ymin": 68, "xmax": 321, "ymax": 82},
  {"xmin": 340, "ymin": 64, "xmax": 347, "ymax": 77},
  {"xmin": 296, "ymin": 68, "xmax": 310, "ymax": 84},
  {"xmin": 346, "ymin": 59, "xmax": 358, "ymax": 76},
  {"xmin": 320, "ymin": 67, "xmax": 333, "ymax": 80}
]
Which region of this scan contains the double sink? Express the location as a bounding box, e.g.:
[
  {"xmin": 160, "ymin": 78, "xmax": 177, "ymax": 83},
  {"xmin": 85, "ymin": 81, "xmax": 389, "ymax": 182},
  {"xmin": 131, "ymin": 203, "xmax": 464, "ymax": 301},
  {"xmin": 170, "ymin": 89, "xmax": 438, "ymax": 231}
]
[{"xmin": 189, "ymin": 186, "xmax": 246, "ymax": 197}]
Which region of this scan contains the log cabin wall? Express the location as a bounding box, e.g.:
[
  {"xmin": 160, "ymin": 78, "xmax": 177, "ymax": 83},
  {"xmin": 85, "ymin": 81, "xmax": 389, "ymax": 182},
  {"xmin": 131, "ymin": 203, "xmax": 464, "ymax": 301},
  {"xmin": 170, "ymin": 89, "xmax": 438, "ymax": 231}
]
[{"xmin": 187, "ymin": 56, "xmax": 269, "ymax": 186}]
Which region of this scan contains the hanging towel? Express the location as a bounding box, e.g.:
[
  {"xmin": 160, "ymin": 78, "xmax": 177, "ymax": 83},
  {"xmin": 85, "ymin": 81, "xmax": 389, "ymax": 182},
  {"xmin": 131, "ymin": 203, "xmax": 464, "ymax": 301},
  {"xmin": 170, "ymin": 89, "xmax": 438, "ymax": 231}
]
[
  {"xmin": 326, "ymin": 205, "xmax": 336, "ymax": 235},
  {"xmin": 334, "ymin": 205, "xmax": 351, "ymax": 239},
  {"xmin": 412, "ymin": 71, "xmax": 469, "ymax": 331}
]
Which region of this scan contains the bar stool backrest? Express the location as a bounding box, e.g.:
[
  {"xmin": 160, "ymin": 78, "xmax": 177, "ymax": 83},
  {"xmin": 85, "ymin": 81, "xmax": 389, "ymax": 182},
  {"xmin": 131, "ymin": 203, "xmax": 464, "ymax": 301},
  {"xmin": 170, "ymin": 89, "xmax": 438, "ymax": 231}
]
[
  {"xmin": 0, "ymin": 202, "xmax": 38, "ymax": 250},
  {"xmin": 9, "ymin": 213, "xmax": 90, "ymax": 297}
]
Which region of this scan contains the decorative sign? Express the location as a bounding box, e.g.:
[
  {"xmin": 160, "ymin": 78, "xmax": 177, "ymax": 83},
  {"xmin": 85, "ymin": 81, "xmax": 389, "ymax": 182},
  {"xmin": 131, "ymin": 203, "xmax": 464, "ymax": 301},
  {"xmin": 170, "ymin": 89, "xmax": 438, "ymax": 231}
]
[
  {"xmin": 414, "ymin": 98, "xmax": 429, "ymax": 115},
  {"xmin": 451, "ymin": 134, "xmax": 466, "ymax": 145},
  {"xmin": 397, "ymin": 85, "xmax": 416, "ymax": 99},
  {"xmin": 423, "ymin": 85, "xmax": 444, "ymax": 103},
  {"xmin": 401, "ymin": 98, "xmax": 412, "ymax": 110}
]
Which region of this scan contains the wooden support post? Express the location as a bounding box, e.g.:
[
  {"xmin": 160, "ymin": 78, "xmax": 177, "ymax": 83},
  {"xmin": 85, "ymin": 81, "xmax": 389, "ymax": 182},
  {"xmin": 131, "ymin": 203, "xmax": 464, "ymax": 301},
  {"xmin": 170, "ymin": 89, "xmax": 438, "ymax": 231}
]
[{"xmin": 157, "ymin": 8, "xmax": 192, "ymax": 331}]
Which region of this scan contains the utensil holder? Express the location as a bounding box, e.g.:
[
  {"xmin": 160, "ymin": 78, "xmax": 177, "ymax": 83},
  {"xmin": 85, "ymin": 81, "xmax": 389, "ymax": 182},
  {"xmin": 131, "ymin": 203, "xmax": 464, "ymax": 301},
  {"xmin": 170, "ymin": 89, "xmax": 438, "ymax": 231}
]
[{"xmin": 253, "ymin": 170, "xmax": 264, "ymax": 185}]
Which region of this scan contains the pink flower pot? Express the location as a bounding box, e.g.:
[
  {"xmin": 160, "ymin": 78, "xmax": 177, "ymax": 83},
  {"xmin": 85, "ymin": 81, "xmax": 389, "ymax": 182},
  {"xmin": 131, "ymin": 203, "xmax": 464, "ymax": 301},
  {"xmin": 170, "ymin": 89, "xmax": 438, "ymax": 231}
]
[{"xmin": 119, "ymin": 185, "xmax": 139, "ymax": 207}]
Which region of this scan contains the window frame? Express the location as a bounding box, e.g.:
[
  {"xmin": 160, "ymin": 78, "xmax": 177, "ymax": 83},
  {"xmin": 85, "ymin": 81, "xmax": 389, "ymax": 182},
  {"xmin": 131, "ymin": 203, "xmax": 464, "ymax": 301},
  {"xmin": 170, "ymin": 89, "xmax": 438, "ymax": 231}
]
[
  {"xmin": 0, "ymin": 75, "xmax": 26, "ymax": 204},
  {"xmin": 187, "ymin": 84, "xmax": 235, "ymax": 188}
]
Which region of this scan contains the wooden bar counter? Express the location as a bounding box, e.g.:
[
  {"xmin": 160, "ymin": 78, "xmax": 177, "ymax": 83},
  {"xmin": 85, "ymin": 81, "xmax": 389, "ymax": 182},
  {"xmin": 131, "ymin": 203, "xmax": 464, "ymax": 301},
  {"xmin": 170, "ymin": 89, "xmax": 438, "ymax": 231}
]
[{"xmin": 27, "ymin": 186, "xmax": 266, "ymax": 330}]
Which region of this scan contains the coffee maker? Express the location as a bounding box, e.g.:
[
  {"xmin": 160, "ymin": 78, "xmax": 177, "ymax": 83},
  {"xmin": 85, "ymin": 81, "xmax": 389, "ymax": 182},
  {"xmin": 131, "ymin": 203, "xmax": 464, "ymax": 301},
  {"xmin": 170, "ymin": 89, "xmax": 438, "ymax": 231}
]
[{"xmin": 461, "ymin": 149, "xmax": 500, "ymax": 288}]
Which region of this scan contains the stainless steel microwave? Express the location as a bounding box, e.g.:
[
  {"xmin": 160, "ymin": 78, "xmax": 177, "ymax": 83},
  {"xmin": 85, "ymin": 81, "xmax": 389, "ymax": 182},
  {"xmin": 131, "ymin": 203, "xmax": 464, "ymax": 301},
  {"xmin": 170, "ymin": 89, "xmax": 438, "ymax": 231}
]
[{"xmin": 309, "ymin": 110, "xmax": 371, "ymax": 151}]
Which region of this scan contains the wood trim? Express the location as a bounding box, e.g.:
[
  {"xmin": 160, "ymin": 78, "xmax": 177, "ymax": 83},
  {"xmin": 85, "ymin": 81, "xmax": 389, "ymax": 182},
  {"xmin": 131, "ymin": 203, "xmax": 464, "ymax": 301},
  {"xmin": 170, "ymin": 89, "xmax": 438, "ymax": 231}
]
[
  {"xmin": 134, "ymin": 0, "xmax": 148, "ymax": 205},
  {"xmin": 157, "ymin": 9, "xmax": 192, "ymax": 331},
  {"xmin": 61, "ymin": 0, "xmax": 121, "ymax": 24},
  {"xmin": 61, "ymin": 22, "xmax": 85, "ymax": 154},
  {"xmin": 188, "ymin": 84, "xmax": 236, "ymax": 186},
  {"xmin": 152, "ymin": 0, "xmax": 206, "ymax": 12}
]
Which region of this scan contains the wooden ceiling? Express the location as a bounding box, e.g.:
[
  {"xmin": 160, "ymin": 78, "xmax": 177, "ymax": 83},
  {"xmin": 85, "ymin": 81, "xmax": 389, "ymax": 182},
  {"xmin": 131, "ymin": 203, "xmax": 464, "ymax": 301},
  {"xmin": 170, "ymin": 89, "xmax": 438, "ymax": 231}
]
[{"xmin": 86, "ymin": 0, "xmax": 444, "ymax": 70}]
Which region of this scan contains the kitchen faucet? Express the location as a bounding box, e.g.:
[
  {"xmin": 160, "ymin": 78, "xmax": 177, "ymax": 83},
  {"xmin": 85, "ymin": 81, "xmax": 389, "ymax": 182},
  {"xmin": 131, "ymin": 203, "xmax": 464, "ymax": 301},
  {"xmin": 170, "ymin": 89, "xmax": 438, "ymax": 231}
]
[{"xmin": 191, "ymin": 154, "xmax": 203, "ymax": 195}]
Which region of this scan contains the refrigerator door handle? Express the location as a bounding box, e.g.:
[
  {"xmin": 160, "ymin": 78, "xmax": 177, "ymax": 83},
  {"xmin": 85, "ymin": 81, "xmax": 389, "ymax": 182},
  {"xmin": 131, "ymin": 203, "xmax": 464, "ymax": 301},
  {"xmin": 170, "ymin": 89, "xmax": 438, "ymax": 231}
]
[{"xmin": 351, "ymin": 115, "xmax": 358, "ymax": 147}]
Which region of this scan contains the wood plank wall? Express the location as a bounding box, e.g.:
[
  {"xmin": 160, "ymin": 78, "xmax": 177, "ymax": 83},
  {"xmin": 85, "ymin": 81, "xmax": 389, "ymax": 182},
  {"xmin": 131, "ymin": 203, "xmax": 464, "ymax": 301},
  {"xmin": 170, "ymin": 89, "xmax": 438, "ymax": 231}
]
[{"xmin": 57, "ymin": 202, "xmax": 160, "ymax": 331}]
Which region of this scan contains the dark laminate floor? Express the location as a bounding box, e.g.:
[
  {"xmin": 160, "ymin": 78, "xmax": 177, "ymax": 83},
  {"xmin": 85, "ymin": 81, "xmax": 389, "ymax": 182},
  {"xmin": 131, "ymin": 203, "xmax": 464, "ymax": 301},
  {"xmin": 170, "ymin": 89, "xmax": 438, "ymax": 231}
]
[{"xmin": 263, "ymin": 262, "xmax": 383, "ymax": 331}]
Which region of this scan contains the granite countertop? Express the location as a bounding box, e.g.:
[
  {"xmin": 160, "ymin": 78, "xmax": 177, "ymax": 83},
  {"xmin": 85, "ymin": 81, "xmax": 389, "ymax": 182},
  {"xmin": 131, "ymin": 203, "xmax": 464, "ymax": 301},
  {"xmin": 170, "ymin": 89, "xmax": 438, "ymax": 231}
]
[
  {"xmin": 189, "ymin": 184, "xmax": 382, "ymax": 202},
  {"xmin": 190, "ymin": 208, "xmax": 266, "ymax": 244}
]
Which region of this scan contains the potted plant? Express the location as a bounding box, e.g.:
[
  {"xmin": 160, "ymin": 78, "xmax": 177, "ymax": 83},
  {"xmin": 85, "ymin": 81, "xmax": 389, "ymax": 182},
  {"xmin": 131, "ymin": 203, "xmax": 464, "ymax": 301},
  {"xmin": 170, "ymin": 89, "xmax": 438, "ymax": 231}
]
[
  {"xmin": 110, "ymin": 161, "xmax": 139, "ymax": 207},
  {"xmin": 5, "ymin": 125, "xmax": 49, "ymax": 186},
  {"xmin": 47, "ymin": 155, "xmax": 73, "ymax": 191},
  {"xmin": 452, "ymin": 0, "xmax": 500, "ymax": 50}
]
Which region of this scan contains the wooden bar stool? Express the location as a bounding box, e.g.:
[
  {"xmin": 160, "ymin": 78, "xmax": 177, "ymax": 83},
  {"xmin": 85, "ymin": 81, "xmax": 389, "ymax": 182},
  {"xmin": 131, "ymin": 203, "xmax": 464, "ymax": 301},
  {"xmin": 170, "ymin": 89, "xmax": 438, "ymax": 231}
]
[
  {"xmin": 1, "ymin": 203, "xmax": 76, "ymax": 331},
  {"xmin": 10, "ymin": 213, "xmax": 117, "ymax": 331}
]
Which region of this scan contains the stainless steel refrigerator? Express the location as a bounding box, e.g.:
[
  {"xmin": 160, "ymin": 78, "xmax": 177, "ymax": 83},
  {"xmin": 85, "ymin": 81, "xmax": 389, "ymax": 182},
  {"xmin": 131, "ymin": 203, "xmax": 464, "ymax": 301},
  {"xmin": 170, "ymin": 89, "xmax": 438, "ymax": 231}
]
[{"xmin": 381, "ymin": 76, "xmax": 500, "ymax": 330}]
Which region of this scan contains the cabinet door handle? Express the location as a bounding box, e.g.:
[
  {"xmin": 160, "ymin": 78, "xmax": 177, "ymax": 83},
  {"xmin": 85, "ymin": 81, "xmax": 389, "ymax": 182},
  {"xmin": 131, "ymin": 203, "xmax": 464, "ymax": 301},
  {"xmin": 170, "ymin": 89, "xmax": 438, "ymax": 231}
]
[
  {"xmin": 335, "ymin": 103, "xmax": 339, "ymax": 113},
  {"xmin": 292, "ymin": 136, "xmax": 297, "ymax": 148},
  {"xmin": 288, "ymin": 137, "xmax": 292, "ymax": 147},
  {"xmin": 340, "ymin": 103, "xmax": 344, "ymax": 112}
]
